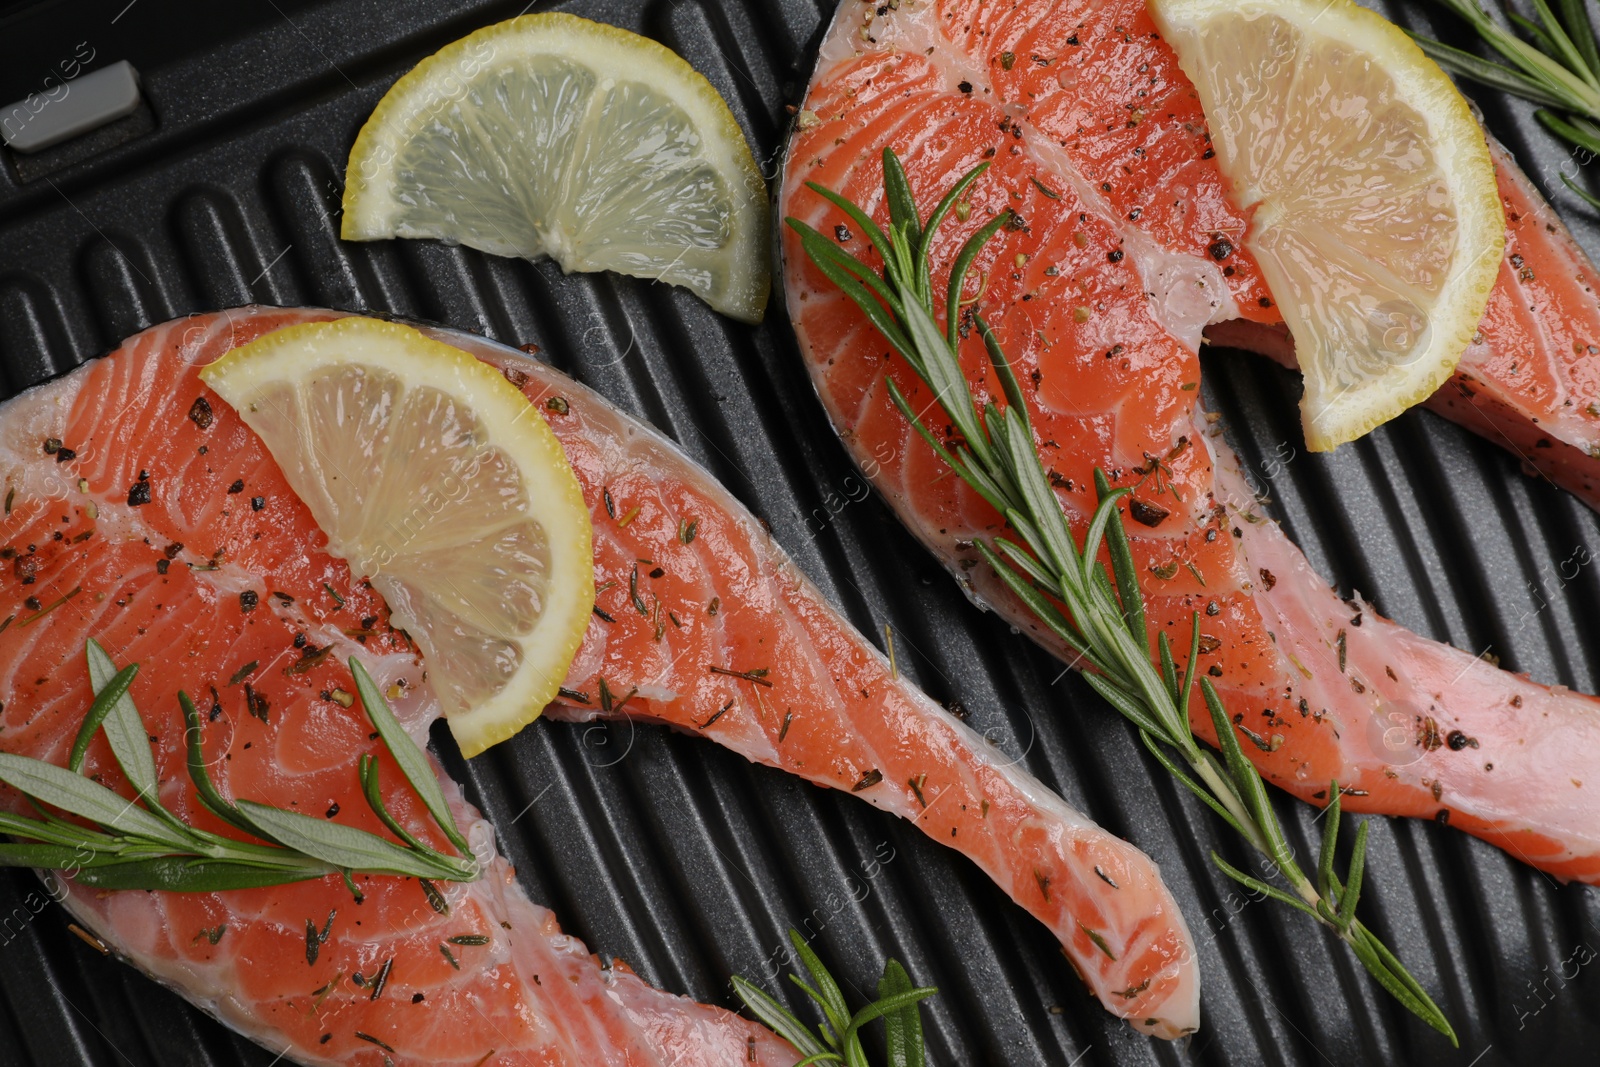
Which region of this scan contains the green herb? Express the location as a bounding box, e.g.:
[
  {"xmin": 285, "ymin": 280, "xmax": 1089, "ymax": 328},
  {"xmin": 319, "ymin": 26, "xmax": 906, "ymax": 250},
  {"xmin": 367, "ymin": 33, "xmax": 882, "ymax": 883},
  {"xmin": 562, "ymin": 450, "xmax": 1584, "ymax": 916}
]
[
  {"xmin": 0, "ymin": 641, "xmax": 478, "ymax": 895},
  {"xmin": 733, "ymin": 929, "xmax": 936, "ymax": 1067},
  {"xmin": 369, "ymin": 956, "xmax": 393, "ymax": 1000},
  {"xmin": 787, "ymin": 152, "xmax": 1457, "ymax": 1044},
  {"xmin": 708, "ymin": 665, "xmax": 773, "ymax": 687},
  {"xmin": 1413, "ymin": 0, "xmax": 1600, "ymax": 207},
  {"xmin": 420, "ymin": 878, "xmax": 449, "ymax": 915}
]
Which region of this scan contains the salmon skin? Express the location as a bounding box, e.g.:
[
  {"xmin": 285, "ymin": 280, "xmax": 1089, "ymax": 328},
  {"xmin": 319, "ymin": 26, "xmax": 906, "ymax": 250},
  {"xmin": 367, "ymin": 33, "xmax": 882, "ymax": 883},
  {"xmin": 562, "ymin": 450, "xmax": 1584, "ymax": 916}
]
[
  {"xmin": 780, "ymin": 0, "xmax": 1600, "ymax": 883},
  {"xmin": 0, "ymin": 304, "xmax": 1199, "ymax": 1052},
  {"xmin": 0, "ymin": 307, "xmax": 797, "ymax": 1067}
]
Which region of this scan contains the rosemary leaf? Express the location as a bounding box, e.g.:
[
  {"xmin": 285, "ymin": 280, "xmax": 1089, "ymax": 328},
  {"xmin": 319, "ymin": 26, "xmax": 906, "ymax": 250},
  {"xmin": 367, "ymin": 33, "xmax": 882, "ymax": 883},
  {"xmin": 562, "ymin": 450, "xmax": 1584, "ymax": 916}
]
[
  {"xmin": 0, "ymin": 754, "xmax": 177, "ymax": 844},
  {"xmin": 789, "ymin": 930, "xmax": 853, "ymax": 1041},
  {"xmin": 734, "ymin": 930, "xmax": 936, "ymax": 1067},
  {"xmin": 0, "ymin": 641, "xmax": 484, "ymax": 896},
  {"xmin": 1336, "ymin": 820, "xmax": 1371, "ymax": 935},
  {"xmin": 1209, "ymin": 851, "xmax": 1318, "ymax": 917},
  {"xmin": 349, "ymin": 658, "xmax": 470, "ymax": 855},
  {"xmin": 86, "ymin": 640, "xmax": 163, "ymax": 804},
  {"xmin": 182, "ymin": 692, "xmax": 273, "ymax": 840},
  {"xmin": 68, "ymin": 663, "xmax": 138, "ymax": 774},
  {"xmin": 730, "ymin": 976, "xmax": 832, "ymax": 1059},
  {"xmin": 236, "ymin": 801, "xmax": 470, "ymax": 881},
  {"xmin": 878, "ymin": 959, "xmax": 926, "ymax": 1067},
  {"xmin": 74, "ymin": 857, "xmax": 329, "ymax": 892},
  {"xmin": 1317, "ymin": 782, "xmax": 1344, "ymax": 900}
]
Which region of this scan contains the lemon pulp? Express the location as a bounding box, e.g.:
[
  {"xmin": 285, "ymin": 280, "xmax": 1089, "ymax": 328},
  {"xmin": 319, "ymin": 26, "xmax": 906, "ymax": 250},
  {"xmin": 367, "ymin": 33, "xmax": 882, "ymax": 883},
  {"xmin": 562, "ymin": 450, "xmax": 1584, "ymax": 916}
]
[
  {"xmin": 202, "ymin": 317, "xmax": 594, "ymax": 757},
  {"xmin": 342, "ymin": 13, "xmax": 769, "ymax": 323},
  {"xmin": 1150, "ymin": 0, "xmax": 1505, "ymax": 449}
]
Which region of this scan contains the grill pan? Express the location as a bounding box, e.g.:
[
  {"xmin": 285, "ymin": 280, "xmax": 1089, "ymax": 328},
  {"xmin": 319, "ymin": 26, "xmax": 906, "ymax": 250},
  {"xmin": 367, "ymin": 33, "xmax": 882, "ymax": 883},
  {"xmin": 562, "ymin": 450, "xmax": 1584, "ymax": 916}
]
[{"xmin": 0, "ymin": 0, "xmax": 1596, "ymax": 1064}]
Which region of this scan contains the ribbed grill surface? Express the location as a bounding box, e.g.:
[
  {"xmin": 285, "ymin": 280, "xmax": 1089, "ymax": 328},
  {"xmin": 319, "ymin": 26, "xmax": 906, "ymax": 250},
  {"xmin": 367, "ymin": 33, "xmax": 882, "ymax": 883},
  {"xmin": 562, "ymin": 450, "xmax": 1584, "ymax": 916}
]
[{"xmin": 0, "ymin": 1, "xmax": 1596, "ymax": 1064}]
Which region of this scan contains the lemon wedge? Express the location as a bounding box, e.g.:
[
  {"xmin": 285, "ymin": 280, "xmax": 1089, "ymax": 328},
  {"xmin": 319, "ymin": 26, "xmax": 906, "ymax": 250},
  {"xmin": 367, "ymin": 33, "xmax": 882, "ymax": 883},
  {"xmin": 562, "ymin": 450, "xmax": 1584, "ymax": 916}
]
[
  {"xmin": 201, "ymin": 317, "xmax": 594, "ymax": 757},
  {"xmin": 341, "ymin": 13, "xmax": 769, "ymax": 324},
  {"xmin": 1150, "ymin": 0, "xmax": 1505, "ymax": 450}
]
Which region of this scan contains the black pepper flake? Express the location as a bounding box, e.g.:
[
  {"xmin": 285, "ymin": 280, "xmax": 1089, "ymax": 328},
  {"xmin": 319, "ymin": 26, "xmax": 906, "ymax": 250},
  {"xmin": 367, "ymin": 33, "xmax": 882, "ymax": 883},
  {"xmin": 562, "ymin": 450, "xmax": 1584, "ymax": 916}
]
[
  {"xmin": 13, "ymin": 555, "xmax": 36, "ymax": 585},
  {"xmin": 835, "ymin": 224, "xmax": 853, "ymax": 243},
  {"xmin": 412, "ymin": 992, "xmax": 425, "ymax": 1004},
  {"xmin": 250, "ymin": 496, "xmax": 265, "ymax": 511},
  {"xmin": 23, "ymin": 596, "xmax": 41, "ymax": 611},
  {"xmin": 55, "ymin": 447, "xmax": 76, "ymax": 463},
  {"xmin": 127, "ymin": 480, "xmax": 152, "ymax": 507},
  {"xmin": 326, "ymin": 802, "xmax": 340, "ymax": 818},
  {"xmin": 1107, "ymin": 249, "xmax": 1124, "ymax": 263},
  {"xmin": 164, "ymin": 542, "xmax": 183, "ymax": 559},
  {"xmin": 227, "ymin": 479, "xmax": 245, "ymax": 494},
  {"xmin": 189, "ymin": 396, "xmax": 214, "ymax": 429},
  {"xmin": 1207, "ymin": 236, "xmax": 1234, "ymax": 261},
  {"xmin": 958, "ymin": 80, "xmax": 973, "ymax": 93},
  {"xmin": 1446, "ymin": 730, "xmax": 1479, "ymax": 751},
  {"xmin": 1128, "ymin": 497, "xmax": 1170, "ymax": 527},
  {"xmin": 1257, "ymin": 568, "xmax": 1276, "ymax": 591},
  {"xmin": 1259, "ymin": 296, "xmax": 1274, "ymax": 308},
  {"xmin": 852, "ymin": 768, "xmax": 883, "ymax": 791},
  {"xmin": 240, "ymin": 590, "xmax": 260, "ymax": 613},
  {"xmin": 156, "ymin": 559, "xmax": 170, "ymax": 575}
]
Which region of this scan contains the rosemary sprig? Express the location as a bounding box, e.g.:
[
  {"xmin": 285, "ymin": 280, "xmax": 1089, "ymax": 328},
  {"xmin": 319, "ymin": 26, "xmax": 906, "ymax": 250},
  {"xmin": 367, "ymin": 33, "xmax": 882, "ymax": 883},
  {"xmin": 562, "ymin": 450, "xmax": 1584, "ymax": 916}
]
[
  {"xmin": 0, "ymin": 640, "xmax": 477, "ymax": 895},
  {"xmin": 1412, "ymin": 0, "xmax": 1600, "ymax": 207},
  {"xmin": 733, "ymin": 929, "xmax": 936, "ymax": 1066},
  {"xmin": 786, "ymin": 152, "xmax": 1457, "ymax": 1043}
]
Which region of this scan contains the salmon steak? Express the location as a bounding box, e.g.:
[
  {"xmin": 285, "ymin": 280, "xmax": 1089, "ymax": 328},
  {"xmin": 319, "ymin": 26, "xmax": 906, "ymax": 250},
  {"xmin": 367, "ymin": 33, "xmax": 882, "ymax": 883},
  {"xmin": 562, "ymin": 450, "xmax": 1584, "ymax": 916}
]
[
  {"xmin": 0, "ymin": 304, "xmax": 1199, "ymax": 1060},
  {"xmin": 780, "ymin": 0, "xmax": 1600, "ymax": 883}
]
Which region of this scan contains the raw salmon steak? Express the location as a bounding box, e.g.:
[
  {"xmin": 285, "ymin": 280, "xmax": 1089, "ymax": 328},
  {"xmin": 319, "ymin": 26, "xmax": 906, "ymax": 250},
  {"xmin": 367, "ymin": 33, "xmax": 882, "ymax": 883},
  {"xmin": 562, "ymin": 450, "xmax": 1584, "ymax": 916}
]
[
  {"xmin": 0, "ymin": 308, "xmax": 796, "ymax": 1066},
  {"xmin": 0, "ymin": 304, "xmax": 1199, "ymax": 1057},
  {"xmin": 780, "ymin": 0, "xmax": 1600, "ymax": 884}
]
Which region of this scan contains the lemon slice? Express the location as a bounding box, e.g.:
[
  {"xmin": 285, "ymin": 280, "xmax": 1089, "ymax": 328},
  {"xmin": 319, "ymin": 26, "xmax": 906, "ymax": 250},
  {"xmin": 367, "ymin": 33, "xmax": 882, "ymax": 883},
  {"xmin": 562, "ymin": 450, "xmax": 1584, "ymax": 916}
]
[
  {"xmin": 341, "ymin": 13, "xmax": 769, "ymax": 324},
  {"xmin": 201, "ymin": 317, "xmax": 594, "ymax": 757},
  {"xmin": 1150, "ymin": 0, "xmax": 1504, "ymax": 450}
]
